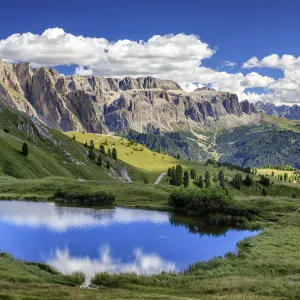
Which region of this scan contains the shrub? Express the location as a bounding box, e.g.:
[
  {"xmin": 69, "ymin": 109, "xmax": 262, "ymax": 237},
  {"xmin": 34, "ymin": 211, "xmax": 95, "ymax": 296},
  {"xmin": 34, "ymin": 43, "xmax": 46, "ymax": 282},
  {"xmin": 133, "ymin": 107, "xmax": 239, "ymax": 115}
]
[
  {"xmin": 54, "ymin": 189, "xmax": 115, "ymax": 206},
  {"xmin": 168, "ymin": 188, "xmax": 233, "ymax": 215}
]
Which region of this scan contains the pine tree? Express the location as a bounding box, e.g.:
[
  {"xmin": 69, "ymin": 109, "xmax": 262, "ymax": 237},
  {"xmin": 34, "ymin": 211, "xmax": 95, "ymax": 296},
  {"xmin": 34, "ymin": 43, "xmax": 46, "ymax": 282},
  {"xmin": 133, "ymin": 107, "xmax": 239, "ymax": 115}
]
[
  {"xmin": 231, "ymin": 173, "xmax": 243, "ymax": 189},
  {"xmin": 112, "ymin": 148, "xmax": 117, "ymax": 160},
  {"xmin": 90, "ymin": 140, "xmax": 94, "ymax": 150},
  {"xmin": 244, "ymin": 174, "xmax": 253, "ymax": 186},
  {"xmin": 175, "ymin": 165, "xmax": 183, "ymax": 186},
  {"xmin": 88, "ymin": 148, "xmax": 95, "ymax": 160},
  {"xmin": 167, "ymin": 167, "xmax": 172, "ymax": 177},
  {"xmin": 176, "ymin": 153, "xmax": 181, "ymax": 160},
  {"xmin": 100, "ymin": 144, "xmax": 105, "ymax": 154},
  {"xmin": 108, "ymin": 148, "xmax": 111, "ymax": 157},
  {"xmin": 198, "ymin": 175, "xmax": 204, "ymax": 188},
  {"xmin": 190, "ymin": 169, "xmax": 196, "ymax": 180},
  {"xmin": 96, "ymin": 155, "xmax": 102, "ymax": 166},
  {"xmin": 183, "ymin": 171, "xmax": 189, "ymax": 188},
  {"xmin": 204, "ymin": 171, "xmax": 211, "ymax": 188},
  {"xmin": 22, "ymin": 142, "xmax": 29, "ymax": 157},
  {"xmin": 218, "ymin": 170, "xmax": 225, "ymax": 188}
]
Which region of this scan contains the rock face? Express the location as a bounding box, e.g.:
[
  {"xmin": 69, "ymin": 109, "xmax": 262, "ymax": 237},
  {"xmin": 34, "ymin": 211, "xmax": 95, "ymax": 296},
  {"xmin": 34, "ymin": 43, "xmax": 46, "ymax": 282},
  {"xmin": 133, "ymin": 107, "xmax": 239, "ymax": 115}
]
[
  {"xmin": 255, "ymin": 101, "xmax": 300, "ymax": 120},
  {"xmin": 0, "ymin": 60, "xmax": 260, "ymax": 133},
  {"xmin": 240, "ymin": 100, "xmax": 258, "ymax": 115}
]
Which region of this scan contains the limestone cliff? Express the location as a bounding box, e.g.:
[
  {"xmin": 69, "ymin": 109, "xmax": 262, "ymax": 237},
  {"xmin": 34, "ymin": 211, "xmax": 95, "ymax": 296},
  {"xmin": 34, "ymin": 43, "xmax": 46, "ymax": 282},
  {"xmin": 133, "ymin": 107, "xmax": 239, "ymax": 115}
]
[{"xmin": 0, "ymin": 60, "xmax": 260, "ymax": 133}]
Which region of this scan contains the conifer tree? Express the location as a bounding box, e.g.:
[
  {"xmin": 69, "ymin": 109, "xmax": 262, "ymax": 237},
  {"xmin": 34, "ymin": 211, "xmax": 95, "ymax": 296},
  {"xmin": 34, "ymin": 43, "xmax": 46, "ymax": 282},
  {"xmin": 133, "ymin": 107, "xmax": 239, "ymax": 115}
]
[
  {"xmin": 96, "ymin": 155, "xmax": 102, "ymax": 166},
  {"xmin": 112, "ymin": 148, "xmax": 117, "ymax": 160},
  {"xmin": 22, "ymin": 142, "xmax": 29, "ymax": 157},
  {"xmin": 183, "ymin": 171, "xmax": 189, "ymax": 188},
  {"xmin": 198, "ymin": 175, "xmax": 204, "ymax": 188},
  {"xmin": 204, "ymin": 171, "xmax": 211, "ymax": 188},
  {"xmin": 100, "ymin": 144, "xmax": 105, "ymax": 154}
]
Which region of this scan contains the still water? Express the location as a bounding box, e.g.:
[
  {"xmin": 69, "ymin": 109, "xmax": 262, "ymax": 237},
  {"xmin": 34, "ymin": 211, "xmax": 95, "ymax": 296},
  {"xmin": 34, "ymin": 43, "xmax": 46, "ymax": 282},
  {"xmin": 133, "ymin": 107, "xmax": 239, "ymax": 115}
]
[{"xmin": 0, "ymin": 201, "xmax": 258, "ymax": 280}]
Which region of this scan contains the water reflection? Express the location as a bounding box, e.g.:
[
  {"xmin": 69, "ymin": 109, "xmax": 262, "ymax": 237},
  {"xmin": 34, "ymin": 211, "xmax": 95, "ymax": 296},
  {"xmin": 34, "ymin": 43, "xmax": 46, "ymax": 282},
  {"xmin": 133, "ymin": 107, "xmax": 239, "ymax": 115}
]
[
  {"xmin": 0, "ymin": 200, "xmax": 259, "ymax": 279},
  {"xmin": 47, "ymin": 245, "xmax": 176, "ymax": 280},
  {"xmin": 0, "ymin": 201, "xmax": 169, "ymax": 231},
  {"xmin": 169, "ymin": 214, "xmax": 245, "ymax": 237}
]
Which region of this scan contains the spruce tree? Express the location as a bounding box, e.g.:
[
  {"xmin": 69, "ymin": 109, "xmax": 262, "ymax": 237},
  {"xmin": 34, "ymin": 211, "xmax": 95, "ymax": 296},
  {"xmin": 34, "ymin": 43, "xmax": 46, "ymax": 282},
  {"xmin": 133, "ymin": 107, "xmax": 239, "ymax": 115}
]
[
  {"xmin": 190, "ymin": 169, "xmax": 196, "ymax": 180},
  {"xmin": 112, "ymin": 148, "xmax": 117, "ymax": 160},
  {"xmin": 218, "ymin": 170, "xmax": 225, "ymax": 188},
  {"xmin": 88, "ymin": 148, "xmax": 95, "ymax": 160},
  {"xmin": 90, "ymin": 140, "xmax": 94, "ymax": 150},
  {"xmin": 96, "ymin": 155, "xmax": 102, "ymax": 166},
  {"xmin": 167, "ymin": 167, "xmax": 172, "ymax": 177},
  {"xmin": 183, "ymin": 171, "xmax": 189, "ymax": 188},
  {"xmin": 204, "ymin": 171, "xmax": 211, "ymax": 188},
  {"xmin": 100, "ymin": 144, "xmax": 105, "ymax": 154},
  {"xmin": 108, "ymin": 148, "xmax": 112, "ymax": 157},
  {"xmin": 198, "ymin": 175, "xmax": 204, "ymax": 188},
  {"xmin": 84, "ymin": 141, "xmax": 88, "ymax": 147},
  {"xmin": 22, "ymin": 142, "xmax": 29, "ymax": 157},
  {"xmin": 106, "ymin": 161, "xmax": 110, "ymax": 169},
  {"xmin": 244, "ymin": 174, "xmax": 253, "ymax": 186},
  {"xmin": 175, "ymin": 165, "xmax": 183, "ymax": 186}
]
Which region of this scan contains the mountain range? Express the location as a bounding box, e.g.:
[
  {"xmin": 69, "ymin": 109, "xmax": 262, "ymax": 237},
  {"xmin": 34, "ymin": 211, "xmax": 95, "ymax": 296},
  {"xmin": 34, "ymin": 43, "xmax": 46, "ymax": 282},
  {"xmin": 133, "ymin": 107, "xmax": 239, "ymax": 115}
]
[
  {"xmin": 255, "ymin": 101, "xmax": 300, "ymax": 120},
  {"xmin": 0, "ymin": 60, "xmax": 260, "ymax": 136}
]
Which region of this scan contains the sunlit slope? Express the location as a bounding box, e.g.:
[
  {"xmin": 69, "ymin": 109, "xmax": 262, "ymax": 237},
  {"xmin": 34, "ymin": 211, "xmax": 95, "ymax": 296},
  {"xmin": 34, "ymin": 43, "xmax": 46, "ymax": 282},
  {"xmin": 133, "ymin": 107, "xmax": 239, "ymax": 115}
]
[
  {"xmin": 66, "ymin": 132, "xmax": 260, "ymax": 184},
  {"xmin": 0, "ymin": 102, "xmax": 141, "ymax": 181}
]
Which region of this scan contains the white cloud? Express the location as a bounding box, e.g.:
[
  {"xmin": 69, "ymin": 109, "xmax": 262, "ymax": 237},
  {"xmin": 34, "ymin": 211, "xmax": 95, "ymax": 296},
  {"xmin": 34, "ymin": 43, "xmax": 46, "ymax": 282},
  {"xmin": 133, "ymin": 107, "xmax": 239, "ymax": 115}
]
[
  {"xmin": 219, "ymin": 60, "xmax": 237, "ymax": 69},
  {"xmin": 243, "ymin": 54, "xmax": 300, "ymax": 70},
  {"xmin": 242, "ymin": 54, "xmax": 300, "ymax": 104},
  {"xmin": 0, "ymin": 28, "xmax": 281, "ymax": 102}
]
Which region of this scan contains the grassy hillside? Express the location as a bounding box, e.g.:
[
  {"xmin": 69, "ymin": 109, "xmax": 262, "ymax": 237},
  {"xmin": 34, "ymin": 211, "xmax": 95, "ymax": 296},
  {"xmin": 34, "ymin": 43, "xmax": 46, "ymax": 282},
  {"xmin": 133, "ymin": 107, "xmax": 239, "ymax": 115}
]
[{"xmin": 0, "ymin": 102, "xmax": 143, "ymax": 182}]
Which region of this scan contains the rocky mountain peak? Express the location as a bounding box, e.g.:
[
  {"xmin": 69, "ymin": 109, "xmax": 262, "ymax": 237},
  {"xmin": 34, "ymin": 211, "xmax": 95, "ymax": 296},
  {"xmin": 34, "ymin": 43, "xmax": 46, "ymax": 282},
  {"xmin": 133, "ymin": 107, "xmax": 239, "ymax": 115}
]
[{"xmin": 0, "ymin": 60, "xmax": 260, "ymax": 133}]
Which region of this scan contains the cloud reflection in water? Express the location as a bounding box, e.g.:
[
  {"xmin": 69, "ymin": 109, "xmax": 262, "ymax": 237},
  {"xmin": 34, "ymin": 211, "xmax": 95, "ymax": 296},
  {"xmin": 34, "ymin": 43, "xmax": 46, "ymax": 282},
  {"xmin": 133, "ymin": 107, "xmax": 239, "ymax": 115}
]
[
  {"xmin": 47, "ymin": 245, "xmax": 176, "ymax": 282},
  {"xmin": 0, "ymin": 201, "xmax": 169, "ymax": 231}
]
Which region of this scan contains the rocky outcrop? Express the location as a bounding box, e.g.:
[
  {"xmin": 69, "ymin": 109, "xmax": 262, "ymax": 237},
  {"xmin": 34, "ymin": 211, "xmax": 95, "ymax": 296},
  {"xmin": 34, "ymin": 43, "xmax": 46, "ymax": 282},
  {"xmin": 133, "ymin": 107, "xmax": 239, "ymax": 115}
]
[
  {"xmin": 0, "ymin": 60, "xmax": 260, "ymax": 133},
  {"xmin": 240, "ymin": 100, "xmax": 258, "ymax": 115}
]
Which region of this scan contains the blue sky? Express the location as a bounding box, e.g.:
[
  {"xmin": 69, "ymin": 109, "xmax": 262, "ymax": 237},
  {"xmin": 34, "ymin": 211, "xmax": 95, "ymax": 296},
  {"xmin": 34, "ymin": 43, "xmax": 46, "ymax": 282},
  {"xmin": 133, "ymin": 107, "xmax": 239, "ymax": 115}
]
[{"xmin": 1, "ymin": 0, "xmax": 300, "ymax": 104}]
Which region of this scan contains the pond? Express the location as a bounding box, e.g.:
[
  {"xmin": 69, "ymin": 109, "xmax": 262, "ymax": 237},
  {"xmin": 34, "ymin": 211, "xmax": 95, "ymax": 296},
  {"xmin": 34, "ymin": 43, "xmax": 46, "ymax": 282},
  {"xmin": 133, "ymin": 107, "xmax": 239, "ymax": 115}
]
[{"xmin": 0, "ymin": 201, "xmax": 258, "ymax": 282}]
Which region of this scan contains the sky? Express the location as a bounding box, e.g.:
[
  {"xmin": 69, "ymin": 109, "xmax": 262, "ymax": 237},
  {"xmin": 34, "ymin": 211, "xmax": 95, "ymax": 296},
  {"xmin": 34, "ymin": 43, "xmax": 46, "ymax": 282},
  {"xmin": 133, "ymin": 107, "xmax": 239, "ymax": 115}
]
[{"xmin": 1, "ymin": 0, "xmax": 300, "ymax": 104}]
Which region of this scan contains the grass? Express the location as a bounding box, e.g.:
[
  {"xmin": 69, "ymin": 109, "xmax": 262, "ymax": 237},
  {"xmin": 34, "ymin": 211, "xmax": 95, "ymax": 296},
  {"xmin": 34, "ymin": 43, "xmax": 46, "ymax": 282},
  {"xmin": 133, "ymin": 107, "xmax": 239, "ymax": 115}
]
[
  {"xmin": 0, "ymin": 102, "xmax": 146, "ymax": 182},
  {"xmin": 262, "ymin": 113, "xmax": 300, "ymax": 132}
]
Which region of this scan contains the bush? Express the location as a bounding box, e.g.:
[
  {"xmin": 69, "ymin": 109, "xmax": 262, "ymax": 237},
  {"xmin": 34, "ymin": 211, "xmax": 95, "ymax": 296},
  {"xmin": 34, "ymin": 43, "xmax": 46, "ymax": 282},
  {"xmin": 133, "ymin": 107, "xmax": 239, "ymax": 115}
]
[
  {"xmin": 168, "ymin": 188, "xmax": 233, "ymax": 215},
  {"xmin": 54, "ymin": 189, "xmax": 115, "ymax": 206}
]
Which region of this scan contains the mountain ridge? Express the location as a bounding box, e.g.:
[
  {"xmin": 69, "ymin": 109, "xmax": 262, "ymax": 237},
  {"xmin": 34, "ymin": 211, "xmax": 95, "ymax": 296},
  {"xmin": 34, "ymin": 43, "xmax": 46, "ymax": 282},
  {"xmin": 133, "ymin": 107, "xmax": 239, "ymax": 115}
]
[
  {"xmin": 255, "ymin": 101, "xmax": 300, "ymax": 120},
  {"xmin": 0, "ymin": 60, "xmax": 260, "ymax": 135}
]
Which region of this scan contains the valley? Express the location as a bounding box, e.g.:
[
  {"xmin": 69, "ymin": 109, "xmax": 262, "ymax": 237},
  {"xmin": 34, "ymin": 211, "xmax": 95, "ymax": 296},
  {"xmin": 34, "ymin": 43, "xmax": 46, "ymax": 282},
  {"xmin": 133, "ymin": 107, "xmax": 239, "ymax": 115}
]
[{"xmin": 0, "ymin": 62, "xmax": 300, "ymax": 299}]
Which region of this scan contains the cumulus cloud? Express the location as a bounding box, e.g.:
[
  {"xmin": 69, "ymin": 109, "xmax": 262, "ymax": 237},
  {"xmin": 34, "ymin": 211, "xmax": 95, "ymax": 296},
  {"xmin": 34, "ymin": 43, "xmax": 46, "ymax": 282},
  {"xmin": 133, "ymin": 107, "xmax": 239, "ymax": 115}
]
[
  {"xmin": 243, "ymin": 54, "xmax": 300, "ymax": 70},
  {"xmin": 0, "ymin": 27, "xmax": 281, "ymax": 101},
  {"xmin": 242, "ymin": 54, "xmax": 300, "ymax": 104}
]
